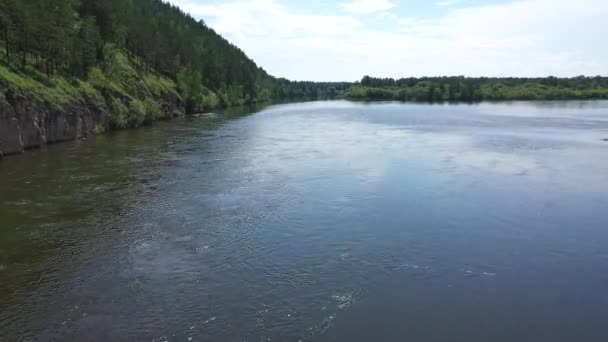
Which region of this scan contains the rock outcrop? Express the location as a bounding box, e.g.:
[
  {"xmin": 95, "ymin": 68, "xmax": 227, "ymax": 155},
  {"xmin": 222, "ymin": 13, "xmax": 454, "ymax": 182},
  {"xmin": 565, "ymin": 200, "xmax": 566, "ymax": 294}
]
[
  {"xmin": 0, "ymin": 88, "xmax": 108, "ymax": 155},
  {"xmin": 0, "ymin": 87, "xmax": 184, "ymax": 157}
]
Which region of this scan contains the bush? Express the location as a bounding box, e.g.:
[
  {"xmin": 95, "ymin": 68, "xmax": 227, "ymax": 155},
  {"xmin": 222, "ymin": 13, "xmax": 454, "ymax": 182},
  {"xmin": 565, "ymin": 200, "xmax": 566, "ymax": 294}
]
[
  {"xmin": 78, "ymin": 80, "xmax": 105, "ymax": 108},
  {"xmin": 143, "ymin": 98, "xmax": 164, "ymax": 122},
  {"xmin": 109, "ymin": 98, "xmax": 128, "ymax": 129},
  {"xmin": 92, "ymin": 124, "xmax": 106, "ymax": 134},
  {"xmin": 88, "ymin": 66, "xmax": 107, "ymax": 90},
  {"xmin": 201, "ymin": 90, "xmax": 220, "ymax": 110},
  {"xmin": 128, "ymin": 99, "xmax": 146, "ymax": 127}
]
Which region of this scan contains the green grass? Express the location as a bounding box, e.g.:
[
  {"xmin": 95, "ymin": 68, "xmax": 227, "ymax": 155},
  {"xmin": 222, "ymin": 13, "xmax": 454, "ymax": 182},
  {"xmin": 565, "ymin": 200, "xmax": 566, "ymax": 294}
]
[
  {"xmin": 0, "ymin": 63, "xmax": 101, "ymax": 110},
  {"xmin": 144, "ymin": 73, "xmax": 178, "ymax": 97},
  {"xmin": 1, "ymin": 47, "xmax": 185, "ymax": 131},
  {"xmin": 0, "ymin": 64, "xmax": 67, "ymax": 104}
]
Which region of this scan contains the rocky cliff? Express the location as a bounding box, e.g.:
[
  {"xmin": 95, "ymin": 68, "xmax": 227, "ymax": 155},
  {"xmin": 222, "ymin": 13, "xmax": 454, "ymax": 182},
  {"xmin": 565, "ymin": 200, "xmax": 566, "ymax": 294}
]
[{"xmin": 0, "ymin": 85, "xmax": 185, "ymax": 158}]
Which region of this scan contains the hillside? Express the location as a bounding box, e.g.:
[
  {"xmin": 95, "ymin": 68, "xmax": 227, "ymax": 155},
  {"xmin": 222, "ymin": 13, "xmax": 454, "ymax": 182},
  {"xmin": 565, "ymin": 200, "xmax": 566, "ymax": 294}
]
[{"xmin": 0, "ymin": 0, "xmax": 350, "ymax": 156}]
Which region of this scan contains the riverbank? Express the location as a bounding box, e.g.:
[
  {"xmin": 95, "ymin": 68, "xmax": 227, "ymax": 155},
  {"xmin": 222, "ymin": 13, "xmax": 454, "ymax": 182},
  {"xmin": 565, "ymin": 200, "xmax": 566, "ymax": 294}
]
[
  {"xmin": 0, "ymin": 56, "xmax": 271, "ymax": 158},
  {"xmin": 0, "ymin": 54, "xmax": 186, "ymax": 157},
  {"xmin": 0, "ymin": 58, "xmax": 345, "ymax": 158}
]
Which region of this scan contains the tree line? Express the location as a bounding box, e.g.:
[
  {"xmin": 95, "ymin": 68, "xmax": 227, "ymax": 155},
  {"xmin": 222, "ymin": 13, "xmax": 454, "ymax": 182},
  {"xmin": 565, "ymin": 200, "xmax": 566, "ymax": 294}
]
[
  {"xmin": 271, "ymin": 78, "xmax": 352, "ymax": 99},
  {"xmin": 348, "ymin": 76, "xmax": 608, "ymax": 102}
]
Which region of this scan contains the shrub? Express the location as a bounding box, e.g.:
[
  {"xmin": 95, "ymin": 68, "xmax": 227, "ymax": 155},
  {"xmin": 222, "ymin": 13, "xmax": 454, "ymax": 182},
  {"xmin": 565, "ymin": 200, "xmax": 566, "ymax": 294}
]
[
  {"xmin": 143, "ymin": 98, "xmax": 164, "ymax": 122},
  {"xmin": 92, "ymin": 124, "xmax": 106, "ymax": 134},
  {"xmin": 201, "ymin": 91, "xmax": 220, "ymax": 110},
  {"xmin": 128, "ymin": 99, "xmax": 146, "ymax": 127},
  {"xmin": 109, "ymin": 98, "xmax": 128, "ymax": 128},
  {"xmin": 88, "ymin": 66, "xmax": 107, "ymax": 90}
]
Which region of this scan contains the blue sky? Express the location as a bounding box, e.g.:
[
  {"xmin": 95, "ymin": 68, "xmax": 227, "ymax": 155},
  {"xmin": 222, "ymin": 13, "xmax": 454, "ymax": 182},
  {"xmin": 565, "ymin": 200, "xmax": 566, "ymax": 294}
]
[{"xmin": 167, "ymin": 0, "xmax": 608, "ymax": 81}]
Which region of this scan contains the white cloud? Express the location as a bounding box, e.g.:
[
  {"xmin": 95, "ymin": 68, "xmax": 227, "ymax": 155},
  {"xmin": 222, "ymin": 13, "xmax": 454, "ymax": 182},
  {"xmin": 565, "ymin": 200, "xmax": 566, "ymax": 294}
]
[
  {"xmin": 166, "ymin": 0, "xmax": 608, "ymax": 81},
  {"xmin": 339, "ymin": 0, "xmax": 397, "ymax": 14},
  {"xmin": 435, "ymin": 0, "xmax": 460, "ymax": 6},
  {"xmin": 170, "ymin": 0, "xmax": 360, "ymax": 38}
]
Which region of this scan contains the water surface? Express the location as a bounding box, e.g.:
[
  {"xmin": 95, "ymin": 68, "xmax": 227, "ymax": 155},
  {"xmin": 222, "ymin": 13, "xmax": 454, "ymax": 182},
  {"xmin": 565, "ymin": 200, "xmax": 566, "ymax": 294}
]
[{"xmin": 1, "ymin": 100, "xmax": 608, "ymax": 341}]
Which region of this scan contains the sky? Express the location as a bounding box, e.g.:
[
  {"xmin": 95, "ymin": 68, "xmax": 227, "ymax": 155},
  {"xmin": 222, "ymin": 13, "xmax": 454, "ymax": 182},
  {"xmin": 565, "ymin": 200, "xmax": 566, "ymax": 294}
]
[{"xmin": 166, "ymin": 0, "xmax": 608, "ymax": 81}]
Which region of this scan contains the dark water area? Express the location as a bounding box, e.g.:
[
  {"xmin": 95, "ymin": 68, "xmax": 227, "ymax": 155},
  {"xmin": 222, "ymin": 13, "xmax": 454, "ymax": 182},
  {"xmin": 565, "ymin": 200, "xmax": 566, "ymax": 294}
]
[{"xmin": 1, "ymin": 100, "xmax": 608, "ymax": 341}]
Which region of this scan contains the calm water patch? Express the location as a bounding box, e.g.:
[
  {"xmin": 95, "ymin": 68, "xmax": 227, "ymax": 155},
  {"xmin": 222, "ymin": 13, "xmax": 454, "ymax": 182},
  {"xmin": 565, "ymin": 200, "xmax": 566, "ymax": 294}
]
[{"xmin": 1, "ymin": 100, "xmax": 608, "ymax": 341}]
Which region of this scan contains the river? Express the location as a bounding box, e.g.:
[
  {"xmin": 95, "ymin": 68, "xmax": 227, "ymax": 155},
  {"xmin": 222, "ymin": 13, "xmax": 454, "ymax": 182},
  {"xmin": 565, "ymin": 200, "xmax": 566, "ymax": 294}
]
[{"xmin": 1, "ymin": 100, "xmax": 608, "ymax": 341}]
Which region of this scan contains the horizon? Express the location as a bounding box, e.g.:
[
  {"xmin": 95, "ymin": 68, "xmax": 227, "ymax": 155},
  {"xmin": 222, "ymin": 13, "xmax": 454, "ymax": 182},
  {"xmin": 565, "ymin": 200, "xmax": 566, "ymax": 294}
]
[{"xmin": 166, "ymin": 0, "xmax": 608, "ymax": 82}]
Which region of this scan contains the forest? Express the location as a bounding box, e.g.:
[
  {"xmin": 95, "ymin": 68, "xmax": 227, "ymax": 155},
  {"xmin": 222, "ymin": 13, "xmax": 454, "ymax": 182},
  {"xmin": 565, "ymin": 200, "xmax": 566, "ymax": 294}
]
[{"xmin": 347, "ymin": 76, "xmax": 608, "ymax": 102}]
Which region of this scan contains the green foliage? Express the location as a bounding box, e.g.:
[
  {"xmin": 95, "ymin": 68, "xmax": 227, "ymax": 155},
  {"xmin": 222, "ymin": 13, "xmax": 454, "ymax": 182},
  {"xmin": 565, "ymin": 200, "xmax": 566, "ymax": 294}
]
[
  {"xmin": 106, "ymin": 96, "xmax": 154, "ymax": 129},
  {"xmin": 77, "ymin": 79, "xmax": 105, "ymax": 108},
  {"xmin": 177, "ymin": 65, "xmax": 203, "ymax": 114},
  {"xmin": 92, "ymin": 124, "xmax": 106, "ymax": 134},
  {"xmin": 87, "ymin": 66, "xmax": 107, "ymax": 89},
  {"xmin": 0, "ymin": 63, "xmax": 101, "ymax": 108},
  {"xmin": 128, "ymin": 99, "xmax": 146, "ymax": 127},
  {"xmin": 143, "ymin": 98, "xmax": 163, "ymax": 122},
  {"xmin": 257, "ymin": 87, "xmax": 272, "ymax": 102},
  {"xmin": 109, "ymin": 98, "xmax": 128, "ymax": 128},
  {"xmin": 144, "ymin": 73, "xmax": 177, "ymax": 97},
  {"xmin": 101, "ymin": 45, "xmax": 139, "ymax": 97},
  {"xmin": 347, "ymin": 86, "xmax": 396, "ymax": 100},
  {"xmin": 270, "ymin": 78, "xmax": 351, "ymax": 99},
  {"xmin": 200, "ymin": 88, "xmax": 221, "ymax": 110},
  {"xmin": 226, "ymin": 84, "xmax": 245, "ymax": 106},
  {"xmin": 347, "ymin": 76, "xmax": 608, "ymax": 102}
]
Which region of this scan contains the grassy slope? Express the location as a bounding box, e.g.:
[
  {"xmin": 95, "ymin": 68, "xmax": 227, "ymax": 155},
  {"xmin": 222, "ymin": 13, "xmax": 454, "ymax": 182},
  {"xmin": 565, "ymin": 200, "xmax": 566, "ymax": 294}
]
[{"xmin": 0, "ymin": 47, "xmax": 186, "ymax": 132}]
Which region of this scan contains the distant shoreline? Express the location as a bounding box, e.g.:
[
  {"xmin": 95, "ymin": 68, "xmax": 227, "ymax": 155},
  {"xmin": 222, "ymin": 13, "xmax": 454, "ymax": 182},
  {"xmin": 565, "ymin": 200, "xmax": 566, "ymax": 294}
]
[{"xmin": 344, "ymin": 76, "xmax": 608, "ymax": 103}]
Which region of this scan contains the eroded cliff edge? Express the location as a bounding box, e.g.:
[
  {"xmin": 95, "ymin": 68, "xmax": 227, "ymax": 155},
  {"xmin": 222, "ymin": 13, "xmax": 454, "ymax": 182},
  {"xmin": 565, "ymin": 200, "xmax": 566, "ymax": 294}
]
[
  {"xmin": 0, "ymin": 59, "xmax": 185, "ymax": 158},
  {"xmin": 0, "ymin": 87, "xmax": 184, "ymax": 157}
]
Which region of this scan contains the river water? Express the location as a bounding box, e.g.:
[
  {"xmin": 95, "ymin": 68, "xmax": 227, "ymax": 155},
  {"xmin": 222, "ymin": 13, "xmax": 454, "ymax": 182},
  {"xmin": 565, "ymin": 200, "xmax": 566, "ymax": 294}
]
[{"xmin": 1, "ymin": 100, "xmax": 608, "ymax": 341}]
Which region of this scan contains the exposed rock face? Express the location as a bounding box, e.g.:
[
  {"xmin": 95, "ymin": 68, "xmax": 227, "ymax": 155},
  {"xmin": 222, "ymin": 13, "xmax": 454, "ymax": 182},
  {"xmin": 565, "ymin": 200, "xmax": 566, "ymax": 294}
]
[
  {"xmin": 0, "ymin": 87, "xmax": 184, "ymax": 157},
  {"xmin": 0, "ymin": 91, "xmax": 23, "ymax": 156},
  {"xmin": 0, "ymin": 88, "xmax": 109, "ymax": 155}
]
